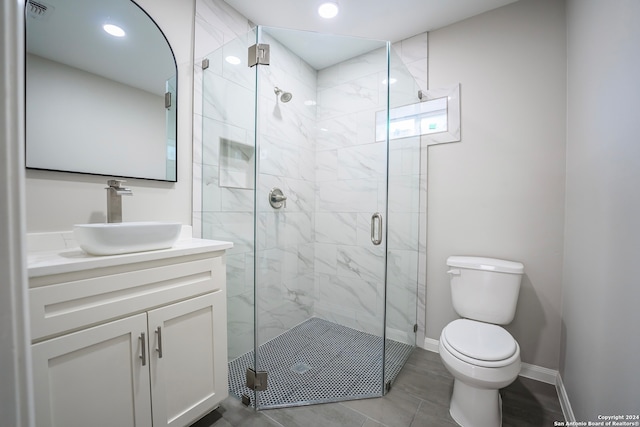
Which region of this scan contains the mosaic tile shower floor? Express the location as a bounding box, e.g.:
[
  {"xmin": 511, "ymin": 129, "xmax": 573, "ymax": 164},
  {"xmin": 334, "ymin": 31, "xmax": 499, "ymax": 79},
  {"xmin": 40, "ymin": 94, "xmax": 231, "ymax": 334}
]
[{"xmin": 228, "ymin": 318, "xmax": 414, "ymax": 409}]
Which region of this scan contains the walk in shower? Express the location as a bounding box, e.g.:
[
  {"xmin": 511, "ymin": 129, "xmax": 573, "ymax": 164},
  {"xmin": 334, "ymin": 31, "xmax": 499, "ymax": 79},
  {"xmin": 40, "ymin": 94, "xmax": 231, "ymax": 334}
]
[{"xmin": 200, "ymin": 26, "xmax": 423, "ymax": 409}]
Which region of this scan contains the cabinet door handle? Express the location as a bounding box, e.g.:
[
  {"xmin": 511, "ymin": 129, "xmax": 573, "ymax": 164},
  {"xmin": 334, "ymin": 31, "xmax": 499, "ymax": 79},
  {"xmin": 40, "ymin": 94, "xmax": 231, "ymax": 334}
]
[
  {"xmin": 139, "ymin": 332, "xmax": 147, "ymax": 366},
  {"xmin": 155, "ymin": 326, "xmax": 163, "ymax": 358}
]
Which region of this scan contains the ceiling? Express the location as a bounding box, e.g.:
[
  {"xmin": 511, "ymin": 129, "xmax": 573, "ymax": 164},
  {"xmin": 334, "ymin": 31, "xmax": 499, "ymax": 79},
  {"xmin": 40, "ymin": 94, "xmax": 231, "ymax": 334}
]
[
  {"xmin": 25, "ymin": 0, "xmax": 521, "ymax": 91},
  {"xmin": 224, "ymin": 0, "xmax": 519, "ymax": 44}
]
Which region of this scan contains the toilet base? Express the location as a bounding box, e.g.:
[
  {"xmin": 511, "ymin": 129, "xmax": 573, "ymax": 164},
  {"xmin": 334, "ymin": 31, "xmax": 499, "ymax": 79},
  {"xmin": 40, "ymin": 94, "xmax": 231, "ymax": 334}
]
[{"xmin": 449, "ymin": 379, "xmax": 502, "ymax": 427}]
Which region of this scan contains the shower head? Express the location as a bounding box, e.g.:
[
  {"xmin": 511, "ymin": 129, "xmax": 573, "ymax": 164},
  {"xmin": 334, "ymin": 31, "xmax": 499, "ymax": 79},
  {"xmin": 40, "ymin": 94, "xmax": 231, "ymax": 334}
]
[{"xmin": 274, "ymin": 87, "xmax": 293, "ymax": 103}]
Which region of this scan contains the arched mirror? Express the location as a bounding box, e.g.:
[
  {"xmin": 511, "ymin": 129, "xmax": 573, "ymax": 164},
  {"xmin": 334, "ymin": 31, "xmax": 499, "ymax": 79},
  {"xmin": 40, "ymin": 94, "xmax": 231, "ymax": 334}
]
[{"xmin": 25, "ymin": 0, "xmax": 177, "ymax": 182}]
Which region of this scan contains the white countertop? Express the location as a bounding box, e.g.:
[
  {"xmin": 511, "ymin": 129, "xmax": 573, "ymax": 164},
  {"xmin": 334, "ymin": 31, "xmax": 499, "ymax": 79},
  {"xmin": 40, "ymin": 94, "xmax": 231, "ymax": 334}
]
[{"xmin": 28, "ymin": 233, "xmax": 233, "ymax": 278}]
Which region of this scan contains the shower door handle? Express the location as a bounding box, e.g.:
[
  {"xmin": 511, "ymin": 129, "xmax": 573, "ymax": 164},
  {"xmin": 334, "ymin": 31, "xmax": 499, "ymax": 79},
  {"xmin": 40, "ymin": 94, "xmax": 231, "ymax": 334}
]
[{"xmin": 371, "ymin": 212, "xmax": 382, "ymax": 245}]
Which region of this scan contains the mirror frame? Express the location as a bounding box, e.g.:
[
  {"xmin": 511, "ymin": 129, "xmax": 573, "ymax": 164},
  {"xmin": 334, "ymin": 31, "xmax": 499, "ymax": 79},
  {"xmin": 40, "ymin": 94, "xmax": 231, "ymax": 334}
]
[{"xmin": 24, "ymin": 0, "xmax": 178, "ymax": 182}]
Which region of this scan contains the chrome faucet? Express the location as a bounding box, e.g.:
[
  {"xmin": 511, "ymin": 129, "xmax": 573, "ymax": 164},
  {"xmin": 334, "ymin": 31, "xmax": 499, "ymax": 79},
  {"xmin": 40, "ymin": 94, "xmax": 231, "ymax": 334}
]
[{"xmin": 106, "ymin": 179, "xmax": 133, "ymax": 223}]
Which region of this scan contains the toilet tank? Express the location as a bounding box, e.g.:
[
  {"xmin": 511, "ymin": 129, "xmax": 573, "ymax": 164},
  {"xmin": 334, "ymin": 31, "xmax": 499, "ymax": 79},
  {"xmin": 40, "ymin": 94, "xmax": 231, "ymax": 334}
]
[{"xmin": 446, "ymin": 256, "xmax": 524, "ymax": 325}]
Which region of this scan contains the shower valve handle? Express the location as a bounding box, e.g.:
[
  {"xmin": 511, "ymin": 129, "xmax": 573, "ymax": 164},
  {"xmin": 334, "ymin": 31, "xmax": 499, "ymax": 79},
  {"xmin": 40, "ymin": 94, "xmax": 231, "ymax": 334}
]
[{"xmin": 269, "ymin": 188, "xmax": 287, "ymax": 209}]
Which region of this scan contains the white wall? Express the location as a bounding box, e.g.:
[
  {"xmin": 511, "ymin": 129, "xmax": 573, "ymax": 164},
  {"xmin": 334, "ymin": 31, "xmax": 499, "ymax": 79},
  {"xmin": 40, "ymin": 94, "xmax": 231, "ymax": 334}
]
[
  {"xmin": 426, "ymin": 0, "xmax": 567, "ymax": 369},
  {"xmin": 562, "ymin": 0, "xmax": 640, "ymax": 419},
  {"xmin": 25, "ymin": 0, "xmax": 195, "ymax": 232},
  {"xmin": 0, "ymin": 0, "xmax": 33, "ymax": 424}
]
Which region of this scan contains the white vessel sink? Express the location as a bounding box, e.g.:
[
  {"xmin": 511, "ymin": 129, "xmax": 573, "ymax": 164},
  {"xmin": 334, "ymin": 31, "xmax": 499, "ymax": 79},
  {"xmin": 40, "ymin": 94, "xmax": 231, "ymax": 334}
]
[{"xmin": 73, "ymin": 222, "xmax": 182, "ymax": 256}]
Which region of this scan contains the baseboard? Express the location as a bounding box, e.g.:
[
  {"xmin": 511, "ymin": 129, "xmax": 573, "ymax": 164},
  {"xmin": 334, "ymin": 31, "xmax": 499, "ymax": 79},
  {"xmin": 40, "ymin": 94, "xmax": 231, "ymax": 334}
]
[
  {"xmin": 422, "ymin": 336, "xmax": 440, "ymax": 353},
  {"xmin": 422, "ymin": 337, "xmax": 558, "ymax": 385},
  {"xmin": 556, "ymin": 373, "xmax": 576, "ymax": 422},
  {"xmin": 519, "ymin": 362, "xmax": 557, "ymax": 385}
]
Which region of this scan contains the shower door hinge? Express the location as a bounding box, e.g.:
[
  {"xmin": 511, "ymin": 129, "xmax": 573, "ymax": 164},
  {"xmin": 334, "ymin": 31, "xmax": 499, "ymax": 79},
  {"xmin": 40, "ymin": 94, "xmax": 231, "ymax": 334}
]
[
  {"xmin": 413, "ymin": 324, "xmax": 418, "ymax": 333},
  {"xmin": 164, "ymin": 92, "xmax": 172, "ymax": 109},
  {"xmin": 246, "ymin": 368, "xmax": 268, "ymax": 391},
  {"xmin": 202, "ymin": 58, "xmax": 210, "ymax": 70},
  {"xmin": 248, "ymin": 43, "xmax": 270, "ymax": 67},
  {"xmin": 241, "ymin": 393, "xmax": 251, "ymax": 406}
]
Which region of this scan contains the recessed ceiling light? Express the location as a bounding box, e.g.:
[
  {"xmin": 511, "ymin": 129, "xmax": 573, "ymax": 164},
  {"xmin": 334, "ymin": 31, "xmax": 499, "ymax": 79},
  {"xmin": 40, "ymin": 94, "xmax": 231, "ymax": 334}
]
[
  {"xmin": 318, "ymin": 1, "xmax": 339, "ymax": 19},
  {"xmin": 225, "ymin": 56, "xmax": 241, "ymax": 65},
  {"xmin": 103, "ymin": 24, "xmax": 125, "ymax": 37}
]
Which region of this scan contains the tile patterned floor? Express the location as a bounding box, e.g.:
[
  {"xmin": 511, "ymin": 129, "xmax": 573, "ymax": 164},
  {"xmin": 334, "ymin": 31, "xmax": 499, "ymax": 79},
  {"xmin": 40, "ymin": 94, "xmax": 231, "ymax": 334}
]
[
  {"xmin": 228, "ymin": 318, "xmax": 414, "ymax": 408},
  {"xmin": 191, "ymin": 347, "xmax": 565, "ymax": 427}
]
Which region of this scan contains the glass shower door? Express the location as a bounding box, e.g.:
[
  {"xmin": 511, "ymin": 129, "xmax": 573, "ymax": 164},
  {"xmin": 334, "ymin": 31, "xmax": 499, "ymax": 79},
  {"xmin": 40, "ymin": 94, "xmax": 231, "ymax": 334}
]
[
  {"xmin": 199, "ymin": 28, "xmax": 260, "ymax": 408},
  {"xmin": 201, "ymin": 25, "xmax": 422, "ymax": 411},
  {"xmin": 252, "ymin": 26, "xmax": 397, "ymax": 409},
  {"xmin": 383, "ymin": 46, "xmax": 424, "ymax": 387}
]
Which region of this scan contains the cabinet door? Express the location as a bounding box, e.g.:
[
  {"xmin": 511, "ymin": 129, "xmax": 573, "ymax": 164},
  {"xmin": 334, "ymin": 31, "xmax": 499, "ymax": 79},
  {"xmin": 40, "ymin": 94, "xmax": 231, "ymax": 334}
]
[
  {"xmin": 148, "ymin": 291, "xmax": 228, "ymax": 427},
  {"xmin": 32, "ymin": 313, "xmax": 152, "ymax": 427}
]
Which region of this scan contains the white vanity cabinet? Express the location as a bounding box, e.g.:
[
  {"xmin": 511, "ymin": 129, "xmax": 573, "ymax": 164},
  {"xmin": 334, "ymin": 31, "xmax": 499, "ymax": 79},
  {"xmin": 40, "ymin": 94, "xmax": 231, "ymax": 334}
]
[
  {"xmin": 32, "ymin": 312, "xmax": 153, "ymax": 427},
  {"xmin": 148, "ymin": 292, "xmax": 225, "ymax": 427},
  {"xmin": 28, "ymin": 237, "xmax": 232, "ymax": 427}
]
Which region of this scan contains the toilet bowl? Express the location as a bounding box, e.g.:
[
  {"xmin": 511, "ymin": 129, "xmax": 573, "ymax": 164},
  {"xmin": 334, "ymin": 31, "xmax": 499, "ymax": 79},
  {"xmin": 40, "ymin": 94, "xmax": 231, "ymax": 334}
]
[
  {"xmin": 440, "ymin": 256, "xmax": 524, "ymax": 427},
  {"xmin": 439, "ymin": 319, "xmax": 521, "ymax": 427}
]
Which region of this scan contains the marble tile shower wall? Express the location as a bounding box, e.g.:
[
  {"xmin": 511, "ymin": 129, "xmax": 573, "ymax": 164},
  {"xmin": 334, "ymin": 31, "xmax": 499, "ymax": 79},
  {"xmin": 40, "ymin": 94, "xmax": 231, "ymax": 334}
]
[
  {"xmin": 193, "ymin": 0, "xmax": 431, "ymax": 360},
  {"xmin": 194, "ymin": 6, "xmax": 320, "ymax": 356},
  {"xmin": 313, "ymin": 46, "xmax": 425, "ymax": 342},
  {"xmin": 193, "ymin": 0, "xmax": 255, "ymax": 360},
  {"xmin": 200, "ymin": 41, "xmax": 258, "ymax": 361},
  {"xmin": 254, "ymin": 33, "xmax": 318, "ymax": 348},
  {"xmin": 313, "ymin": 49, "xmax": 388, "ymax": 337}
]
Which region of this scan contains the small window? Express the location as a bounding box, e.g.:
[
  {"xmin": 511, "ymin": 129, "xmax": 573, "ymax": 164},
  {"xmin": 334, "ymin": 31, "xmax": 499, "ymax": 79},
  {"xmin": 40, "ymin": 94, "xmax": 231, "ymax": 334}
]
[{"xmin": 376, "ymin": 97, "xmax": 448, "ymax": 142}]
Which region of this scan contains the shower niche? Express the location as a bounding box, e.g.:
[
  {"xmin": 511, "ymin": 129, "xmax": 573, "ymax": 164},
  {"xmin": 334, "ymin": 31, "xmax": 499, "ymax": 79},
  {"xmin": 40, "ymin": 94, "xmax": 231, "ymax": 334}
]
[
  {"xmin": 200, "ymin": 25, "xmax": 424, "ymax": 410},
  {"xmin": 219, "ymin": 138, "xmax": 255, "ymax": 189}
]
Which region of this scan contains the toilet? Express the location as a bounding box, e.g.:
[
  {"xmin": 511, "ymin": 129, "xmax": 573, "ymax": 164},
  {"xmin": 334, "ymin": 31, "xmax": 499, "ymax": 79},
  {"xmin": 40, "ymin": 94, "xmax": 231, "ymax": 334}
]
[{"xmin": 439, "ymin": 256, "xmax": 524, "ymax": 427}]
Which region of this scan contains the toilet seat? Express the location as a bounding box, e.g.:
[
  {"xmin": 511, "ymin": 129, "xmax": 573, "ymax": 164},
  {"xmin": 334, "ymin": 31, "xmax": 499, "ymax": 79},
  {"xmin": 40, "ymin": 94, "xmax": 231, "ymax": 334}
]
[{"xmin": 441, "ymin": 319, "xmax": 519, "ymax": 368}]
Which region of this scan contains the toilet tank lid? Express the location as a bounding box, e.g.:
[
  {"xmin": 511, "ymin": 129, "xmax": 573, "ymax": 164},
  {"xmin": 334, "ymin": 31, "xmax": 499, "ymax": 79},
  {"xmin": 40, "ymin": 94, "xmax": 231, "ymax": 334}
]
[{"xmin": 446, "ymin": 256, "xmax": 524, "ymax": 274}]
